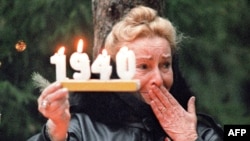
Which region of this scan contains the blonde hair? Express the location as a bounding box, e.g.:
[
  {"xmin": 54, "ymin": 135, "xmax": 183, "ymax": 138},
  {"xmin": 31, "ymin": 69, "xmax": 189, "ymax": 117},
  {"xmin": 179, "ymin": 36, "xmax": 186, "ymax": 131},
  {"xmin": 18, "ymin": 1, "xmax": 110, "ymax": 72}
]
[{"xmin": 105, "ymin": 6, "xmax": 179, "ymax": 59}]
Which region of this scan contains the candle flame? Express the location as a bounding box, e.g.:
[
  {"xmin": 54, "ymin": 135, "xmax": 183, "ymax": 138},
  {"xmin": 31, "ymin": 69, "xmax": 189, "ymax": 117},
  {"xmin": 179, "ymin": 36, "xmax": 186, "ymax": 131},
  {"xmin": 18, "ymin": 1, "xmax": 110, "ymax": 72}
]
[
  {"xmin": 58, "ymin": 46, "xmax": 65, "ymax": 55},
  {"xmin": 77, "ymin": 39, "xmax": 84, "ymax": 52},
  {"xmin": 102, "ymin": 49, "xmax": 108, "ymax": 56}
]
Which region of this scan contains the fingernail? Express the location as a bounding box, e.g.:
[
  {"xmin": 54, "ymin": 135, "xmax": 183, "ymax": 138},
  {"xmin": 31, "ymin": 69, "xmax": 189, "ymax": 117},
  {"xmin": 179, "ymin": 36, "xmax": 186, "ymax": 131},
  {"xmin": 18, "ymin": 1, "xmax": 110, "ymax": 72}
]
[
  {"xmin": 54, "ymin": 82, "xmax": 61, "ymax": 87},
  {"xmin": 192, "ymin": 96, "xmax": 196, "ymax": 101},
  {"xmin": 150, "ymin": 85, "xmax": 155, "ymax": 90},
  {"xmin": 62, "ymin": 88, "xmax": 68, "ymax": 92},
  {"xmin": 150, "ymin": 100, "xmax": 155, "ymax": 105}
]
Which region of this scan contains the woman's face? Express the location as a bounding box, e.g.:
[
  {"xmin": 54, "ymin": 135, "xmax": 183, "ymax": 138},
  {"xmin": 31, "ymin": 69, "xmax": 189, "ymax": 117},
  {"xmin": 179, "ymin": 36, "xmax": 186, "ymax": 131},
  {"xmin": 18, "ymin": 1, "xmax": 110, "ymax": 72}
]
[{"xmin": 125, "ymin": 36, "xmax": 173, "ymax": 104}]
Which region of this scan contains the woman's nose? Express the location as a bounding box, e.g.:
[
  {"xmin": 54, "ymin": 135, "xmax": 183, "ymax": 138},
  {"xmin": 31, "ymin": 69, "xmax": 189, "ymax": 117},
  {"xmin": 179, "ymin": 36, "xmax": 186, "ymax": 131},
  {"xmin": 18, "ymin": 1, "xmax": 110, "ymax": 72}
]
[{"xmin": 150, "ymin": 68, "xmax": 163, "ymax": 87}]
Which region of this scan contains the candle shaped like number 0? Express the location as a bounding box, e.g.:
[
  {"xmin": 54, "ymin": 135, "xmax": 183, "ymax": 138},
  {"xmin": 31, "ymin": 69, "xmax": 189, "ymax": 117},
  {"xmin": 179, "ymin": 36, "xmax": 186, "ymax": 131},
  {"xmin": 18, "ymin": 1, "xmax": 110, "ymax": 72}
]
[
  {"xmin": 70, "ymin": 39, "xmax": 91, "ymax": 80},
  {"xmin": 116, "ymin": 46, "xmax": 136, "ymax": 80}
]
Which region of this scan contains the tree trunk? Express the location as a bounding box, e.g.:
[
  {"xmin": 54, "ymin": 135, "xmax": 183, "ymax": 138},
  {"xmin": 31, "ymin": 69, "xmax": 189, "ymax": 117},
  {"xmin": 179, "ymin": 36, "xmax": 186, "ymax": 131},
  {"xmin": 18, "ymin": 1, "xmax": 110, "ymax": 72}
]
[{"xmin": 91, "ymin": 0, "xmax": 164, "ymax": 59}]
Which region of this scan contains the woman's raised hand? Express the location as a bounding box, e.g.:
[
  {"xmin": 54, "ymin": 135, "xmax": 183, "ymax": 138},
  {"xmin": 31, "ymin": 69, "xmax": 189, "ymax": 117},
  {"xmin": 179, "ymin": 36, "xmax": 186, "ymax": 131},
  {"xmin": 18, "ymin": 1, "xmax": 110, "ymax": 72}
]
[
  {"xmin": 37, "ymin": 82, "xmax": 70, "ymax": 141},
  {"xmin": 149, "ymin": 85, "xmax": 198, "ymax": 141}
]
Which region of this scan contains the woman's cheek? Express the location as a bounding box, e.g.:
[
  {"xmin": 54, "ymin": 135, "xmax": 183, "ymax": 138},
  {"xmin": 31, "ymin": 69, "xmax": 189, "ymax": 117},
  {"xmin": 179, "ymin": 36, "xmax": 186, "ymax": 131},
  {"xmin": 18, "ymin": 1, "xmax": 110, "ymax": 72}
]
[
  {"xmin": 163, "ymin": 70, "xmax": 174, "ymax": 90},
  {"xmin": 134, "ymin": 72, "xmax": 148, "ymax": 89},
  {"xmin": 134, "ymin": 73, "xmax": 152, "ymax": 104}
]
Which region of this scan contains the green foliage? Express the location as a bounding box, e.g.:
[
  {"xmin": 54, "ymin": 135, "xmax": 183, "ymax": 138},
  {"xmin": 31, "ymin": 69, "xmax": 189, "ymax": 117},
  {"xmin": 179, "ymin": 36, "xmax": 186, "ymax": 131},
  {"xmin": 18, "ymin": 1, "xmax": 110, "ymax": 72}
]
[
  {"xmin": 165, "ymin": 0, "xmax": 250, "ymax": 125},
  {"xmin": 0, "ymin": 81, "xmax": 41, "ymax": 140},
  {"xmin": 0, "ymin": 0, "xmax": 93, "ymax": 85},
  {"xmin": 0, "ymin": 0, "xmax": 92, "ymax": 140}
]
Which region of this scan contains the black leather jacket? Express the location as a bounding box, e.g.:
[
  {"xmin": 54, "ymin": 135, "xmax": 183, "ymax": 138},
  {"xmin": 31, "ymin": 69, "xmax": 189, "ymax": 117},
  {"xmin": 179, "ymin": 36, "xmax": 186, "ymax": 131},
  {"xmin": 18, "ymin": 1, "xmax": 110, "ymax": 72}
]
[
  {"xmin": 27, "ymin": 92, "xmax": 223, "ymax": 141},
  {"xmin": 28, "ymin": 113, "xmax": 223, "ymax": 141}
]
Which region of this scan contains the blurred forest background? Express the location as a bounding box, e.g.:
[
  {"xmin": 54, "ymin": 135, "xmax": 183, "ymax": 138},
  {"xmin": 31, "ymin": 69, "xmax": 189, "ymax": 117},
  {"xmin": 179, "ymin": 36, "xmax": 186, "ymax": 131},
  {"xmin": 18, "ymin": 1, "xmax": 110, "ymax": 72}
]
[{"xmin": 0, "ymin": 0, "xmax": 249, "ymax": 140}]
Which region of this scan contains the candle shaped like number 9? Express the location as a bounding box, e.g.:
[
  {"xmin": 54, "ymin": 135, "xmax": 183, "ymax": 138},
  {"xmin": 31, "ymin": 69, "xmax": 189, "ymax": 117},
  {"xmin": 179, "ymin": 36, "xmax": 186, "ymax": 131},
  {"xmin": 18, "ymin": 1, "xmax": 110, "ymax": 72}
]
[
  {"xmin": 70, "ymin": 39, "xmax": 91, "ymax": 80},
  {"xmin": 50, "ymin": 47, "xmax": 67, "ymax": 81},
  {"xmin": 116, "ymin": 46, "xmax": 136, "ymax": 80}
]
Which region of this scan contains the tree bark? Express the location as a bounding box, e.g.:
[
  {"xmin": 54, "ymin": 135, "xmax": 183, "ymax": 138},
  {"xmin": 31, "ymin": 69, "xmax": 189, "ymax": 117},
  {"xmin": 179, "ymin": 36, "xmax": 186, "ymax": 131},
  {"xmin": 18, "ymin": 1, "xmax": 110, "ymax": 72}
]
[{"xmin": 92, "ymin": 0, "xmax": 164, "ymax": 59}]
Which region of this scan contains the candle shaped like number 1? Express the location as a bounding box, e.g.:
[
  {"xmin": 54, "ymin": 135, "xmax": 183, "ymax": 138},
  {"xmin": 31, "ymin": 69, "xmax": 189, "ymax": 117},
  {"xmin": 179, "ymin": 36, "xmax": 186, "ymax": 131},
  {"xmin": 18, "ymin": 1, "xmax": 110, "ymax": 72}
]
[
  {"xmin": 50, "ymin": 47, "xmax": 67, "ymax": 81},
  {"xmin": 70, "ymin": 39, "xmax": 91, "ymax": 80}
]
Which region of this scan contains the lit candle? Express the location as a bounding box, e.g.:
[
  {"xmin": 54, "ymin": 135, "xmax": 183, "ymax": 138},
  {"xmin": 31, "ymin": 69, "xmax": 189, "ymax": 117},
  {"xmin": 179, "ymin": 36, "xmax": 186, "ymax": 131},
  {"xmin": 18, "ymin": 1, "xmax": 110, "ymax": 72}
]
[
  {"xmin": 69, "ymin": 39, "xmax": 91, "ymax": 80},
  {"xmin": 50, "ymin": 47, "xmax": 67, "ymax": 81},
  {"xmin": 91, "ymin": 49, "xmax": 112, "ymax": 80},
  {"xmin": 116, "ymin": 46, "xmax": 136, "ymax": 80}
]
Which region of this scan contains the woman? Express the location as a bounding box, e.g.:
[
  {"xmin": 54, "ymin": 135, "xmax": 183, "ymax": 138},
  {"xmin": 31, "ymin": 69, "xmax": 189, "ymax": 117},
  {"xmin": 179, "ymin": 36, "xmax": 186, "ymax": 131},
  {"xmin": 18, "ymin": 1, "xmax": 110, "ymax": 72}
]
[{"xmin": 28, "ymin": 6, "xmax": 223, "ymax": 141}]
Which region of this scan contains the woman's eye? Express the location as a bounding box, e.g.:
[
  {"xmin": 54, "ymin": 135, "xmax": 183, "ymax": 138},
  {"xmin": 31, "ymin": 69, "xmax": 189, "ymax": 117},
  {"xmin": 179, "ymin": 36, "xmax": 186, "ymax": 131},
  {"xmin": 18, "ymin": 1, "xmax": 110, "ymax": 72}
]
[
  {"xmin": 137, "ymin": 64, "xmax": 148, "ymax": 70},
  {"xmin": 162, "ymin": 62, "xmax": 171, "ymax": 69}
]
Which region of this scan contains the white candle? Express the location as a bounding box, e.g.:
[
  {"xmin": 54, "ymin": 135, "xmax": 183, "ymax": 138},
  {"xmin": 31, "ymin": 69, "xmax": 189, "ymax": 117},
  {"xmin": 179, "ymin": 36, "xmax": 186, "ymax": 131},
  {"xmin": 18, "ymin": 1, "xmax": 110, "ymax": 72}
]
[
  {"xmin": 69, "ymin": 39, "xmax": 91, "ymax": 80},
  {"xmin": 91, "ymin": 49, "xmax": 112, "ymax": 80},
  {"xmin": 50, "ymin": 47, "xmax": 67, "ymax": 81},
  {"xmin": 116, "ymin": 46, "xmax": 136, "ymax": 80}
]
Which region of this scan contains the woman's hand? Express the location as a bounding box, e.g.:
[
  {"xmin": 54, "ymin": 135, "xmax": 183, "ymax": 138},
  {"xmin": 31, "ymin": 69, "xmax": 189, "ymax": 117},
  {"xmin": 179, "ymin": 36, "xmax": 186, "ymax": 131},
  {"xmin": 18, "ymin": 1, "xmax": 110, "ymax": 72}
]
[
  {"xmin": 148, "ymin": 85, "xmax": 197, "ymax": 141},
  {"xmin": 37, "ymin": 82, "xmax": 70, "ymax": 141}
]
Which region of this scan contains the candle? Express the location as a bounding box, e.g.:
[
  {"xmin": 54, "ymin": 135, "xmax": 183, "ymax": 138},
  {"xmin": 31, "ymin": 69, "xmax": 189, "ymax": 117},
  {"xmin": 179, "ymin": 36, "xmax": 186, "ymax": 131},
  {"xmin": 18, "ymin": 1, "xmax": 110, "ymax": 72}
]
[
  {"xmin": 50, "ymin": 47, "xmax": 67, "ymax": 81},
  {"xmin": 116, "ymin": 46, "xmax": 136, "ymax": 80},
  {"xmin": 91, "ymin": 49, "xmax": 112, "ymax": 80},
  {"xmin": 69, "ymin": 39, "xmax": 91, "ymax": 80}
]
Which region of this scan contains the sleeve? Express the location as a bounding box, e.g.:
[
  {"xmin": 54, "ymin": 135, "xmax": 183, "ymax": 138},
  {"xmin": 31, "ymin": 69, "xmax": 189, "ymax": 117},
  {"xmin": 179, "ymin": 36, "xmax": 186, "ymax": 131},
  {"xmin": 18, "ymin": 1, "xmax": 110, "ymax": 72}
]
[
  {"xmin": 26, "ymin": 125, "xmax": 50, "ymax": 141},
  {"xmin": 196, "ymin": 113, "xmax": 224, "ymax": 141},
  {"xmin": 27, "ymin": 114, "xmax": 81, "ymax": 141}
]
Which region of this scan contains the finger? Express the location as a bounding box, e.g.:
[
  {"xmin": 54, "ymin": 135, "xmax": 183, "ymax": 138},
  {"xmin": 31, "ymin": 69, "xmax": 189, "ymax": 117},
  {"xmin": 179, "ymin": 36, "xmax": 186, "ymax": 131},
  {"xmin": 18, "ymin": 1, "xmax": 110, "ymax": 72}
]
[
  {"xmin": 50, "ymin": 99, "xmax": 69, "ymax": 116},
  {"xmin": 48, "ymin": 93, "xmax": 69, "ymax": 111},
  {"xmin": 63, "ymin": 103, "xmax": 71, "ymax": 120},
  {"xmin": 150, "ymin": 98, "xmax": 165, "ymax": 121},
  {"xmin": 148, "ymin": 89, "xmax": 165, "ymax": 112},
  {"xmin": 42, "ymin": 98, "xmax": 69, "ymax": 120},
  {"xmin": 38, "ymin": 88, "xmax": 68, "ymax": 112},
  {"xmin": 39, "ymin": 88, "xmax": 68, "ymax": 111},
  {"xmin": 45, "ymin": 88, "xmax": 68, "ymax": 102},
  {"xmin": 150, "ymin": 85, "xmax": 171, "ymax": 107},
  {"xmin": 187, "ymin": 96, "xmax": 196, "ymax": 114},
  {"xmin": 51, "ymin": 101, "xmax": 71, "ymax": 124},
  {"xmin": 150, "ymin": 85, "xmax": 172, "ymax": 108},
  {"xmin": 159, "ymin": 85, "xmax": 180, "ymax": 106},
  {"xmin": 40, "ymin": 82, "xmax": 62, "ymax": 99},
  {"xmin": 38, "ymin": 88, "xmax": 69, "ymax": 112}
]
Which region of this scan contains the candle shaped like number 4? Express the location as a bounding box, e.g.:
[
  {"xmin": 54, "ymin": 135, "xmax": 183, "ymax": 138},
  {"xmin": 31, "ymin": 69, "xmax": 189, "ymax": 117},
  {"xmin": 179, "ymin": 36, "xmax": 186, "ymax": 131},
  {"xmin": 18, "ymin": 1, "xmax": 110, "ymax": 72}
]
[
  {"xmin": 116, "ymin": 46, "xmax": 136, "ymax": 80},
  {"xmin": 70, "ymin": 39, "xmax": 91, "ymax": 80},
  {"xmin": 91, "ymin": 49, "xmax": 112, "ymax": 80},
  {"xmin": 50, "ymin": 47, "xmax": 67, "ymax": 81}
]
